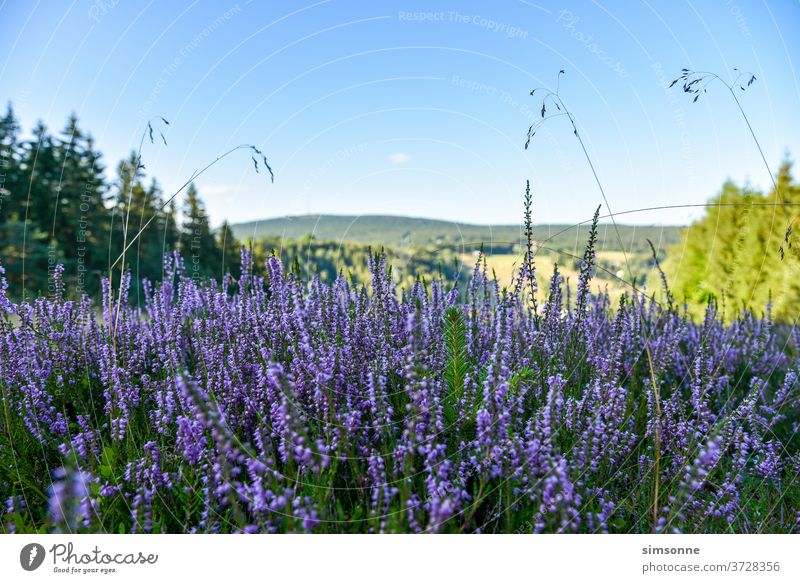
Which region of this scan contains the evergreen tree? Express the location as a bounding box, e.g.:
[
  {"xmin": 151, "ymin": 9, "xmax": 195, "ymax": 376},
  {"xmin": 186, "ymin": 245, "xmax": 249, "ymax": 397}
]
[
  {"xmin": 0, "ymin": 102, "xmax": 21, "ymax": 224},
  {"xmin": 159, "ymin": 199, "xmax": 180, "ymax": 261},
  {"xmin": 0, "ymin": 106, "xmax": 59, "ymax": 298},
  {"xmin": 52, "ymin": 114, "xmax": 110, "ymax": 295},
  {"xmin": 11, "ymin": 120, "xmax": 67, "ymax": 297},
  {"xmin": 19, "ymin": 121, "xmax": 60, "ymax": 237},
  {"xmin": 216, "ymin": 219, "xmax": 242, "ymax": 277},
  {"xmin": 180, "ymin": 183, "xmax": 218, "ymax": 279},
  {"xmin": 110, "ymin": 152, "xmax": 168, "ymax": 302},
  {"xmin": 666, "ymin": 158, "xmax": 800, "ymax": 320},
  {"xmin": 0, "ymin": 107, "xmax": 187, "ymax": 299},
  {"xmin": 0, "ymin": 221, "xmax": 54, "ymax": 299}
]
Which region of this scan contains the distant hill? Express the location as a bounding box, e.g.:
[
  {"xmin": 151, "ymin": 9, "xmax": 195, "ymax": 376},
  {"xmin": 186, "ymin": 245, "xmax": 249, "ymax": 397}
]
[{"xmin": 231, "ymin": 214, "xmax": 683, "ymax": 255}]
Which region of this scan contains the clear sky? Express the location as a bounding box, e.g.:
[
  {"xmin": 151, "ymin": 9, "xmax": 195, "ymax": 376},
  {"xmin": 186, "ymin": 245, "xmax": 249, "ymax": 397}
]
[{"xmin": 1, "ymin": 0, "xmax": 799, "ymax": 227}]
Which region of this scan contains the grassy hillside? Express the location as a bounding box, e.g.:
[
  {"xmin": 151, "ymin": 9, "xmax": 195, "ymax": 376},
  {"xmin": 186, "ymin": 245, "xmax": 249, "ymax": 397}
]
[
  {"xmin": 235, "ymin": 214, "xmax": 683, "ymax": 298},
  {"xmin": 232, "ymin": 214, "xmax": 682, "ymax": 255}
]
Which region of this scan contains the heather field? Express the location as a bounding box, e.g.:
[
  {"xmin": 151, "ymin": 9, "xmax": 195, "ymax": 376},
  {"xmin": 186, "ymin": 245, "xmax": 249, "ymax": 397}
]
[
  {"xmin": 2, "ymin": 2, "xmax": 800, "ymax": 558},
  {"xmin": 2, "ymin": 209, "xmax": 798, "ymax": 534}
]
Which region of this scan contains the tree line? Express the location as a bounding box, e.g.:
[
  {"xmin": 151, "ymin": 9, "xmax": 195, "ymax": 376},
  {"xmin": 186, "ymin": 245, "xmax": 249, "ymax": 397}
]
[
  {"xmin": 0, "ymin": 103, "xmax": 241, "ymax": 301},
  {"xmin": 3, "ymin": 101, "xmax": 798, "ymax": 319},
  {"xmin": 664, "ymin": 159, "xmax": 800, "ymax": 321},
  {"xmin": 255, "ymin": 235, "xmax": 463, "ymax": 289}
]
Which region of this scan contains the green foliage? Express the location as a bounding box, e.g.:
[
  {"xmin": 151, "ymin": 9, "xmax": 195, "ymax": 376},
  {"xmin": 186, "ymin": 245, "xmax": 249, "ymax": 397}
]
[
  {"xmin": 249, "ymin": 236, "xmax": 462, "ymax": 289},
  {"xmin": 0, "ymin": 104, "xmax": 242, "ymax": 301},
  {"xmin": 215, "ymin": 220, "xmax": 242, "ymax": 278},
  {"xmin": 231, "ymin": 213, "xmax": 683, "ymax": 255},
  {"xmin": 109, "ymin": 152, "xmax": 175, "ymax": 299},
  {"xmin": 179, "ymin": 183, "xmax": 218, "ymax": 280},
  {"xmin": 665, "ymin": 159, "xmax": 800, "ymax": 320},
  {"xmin": 0, "ymin": 220, "xmax": 54, "ymax": 294},
  {"xmin": 442, "ymin": 306, "xmax": 469, "ymax": 426},
  {"xmin": 0, "ymin": 106, "xmax": 112, "ymax": 298}
]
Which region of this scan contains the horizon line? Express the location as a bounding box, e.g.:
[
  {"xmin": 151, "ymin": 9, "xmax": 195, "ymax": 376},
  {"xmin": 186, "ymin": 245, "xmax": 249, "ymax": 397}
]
[{"xmin": 229, "ymin": 211, "xmax": 686, "ymax": 229}]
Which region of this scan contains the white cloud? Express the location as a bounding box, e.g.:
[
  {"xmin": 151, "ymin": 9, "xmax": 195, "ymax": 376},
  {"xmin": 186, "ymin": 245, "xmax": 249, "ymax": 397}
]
[
  {"xmin": 200, "ymin": 184, "xmax": 248, "ymax": 196},
  {"xmin": 389, "ymin": 152, "xmax": 411, "ymax": 164}
]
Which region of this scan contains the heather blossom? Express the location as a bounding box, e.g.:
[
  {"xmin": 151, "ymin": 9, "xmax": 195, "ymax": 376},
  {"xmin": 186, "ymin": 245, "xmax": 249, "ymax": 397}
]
[{"xmin": 0, "ymin": 214, "xmax": 798, "ymax": 534}]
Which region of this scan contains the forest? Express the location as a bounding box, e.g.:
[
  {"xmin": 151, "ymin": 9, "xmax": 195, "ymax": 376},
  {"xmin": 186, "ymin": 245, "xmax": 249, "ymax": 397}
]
[
  {"xmin": 0, "ymin": 104, "xmax": 239, "ymax": 302},
  {"xmin": 2, "ymin": 103, "xmax": 799, "ymax": 322},
  {"xmin": 1, "ymin": 103, "xmax": 799, "ymax": 536}
]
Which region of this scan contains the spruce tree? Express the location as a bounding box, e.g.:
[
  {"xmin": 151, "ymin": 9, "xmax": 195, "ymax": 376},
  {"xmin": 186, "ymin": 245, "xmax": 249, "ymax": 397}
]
[
  {"xmin": 19, "ymin": 121, "xmax": 60, "ymax": 237},
  {"xmin": 0, "ymin": 102, "xmax": 21, "ymax": 223},
  {"xmin": 53, "ymin": 114, "xmax": 110, "ymax": 295},
  {"xmin": 110, "ymin": 152, "xmax": 167, "ymax": 301},
  {"xmin": 180, "ymin": 183, "xmax": 218, "ymax": 279},
  {"xmin": 216, "ymin": 219, "xmax": 242, "ymax": 277},
  {"xmin": 666, "ymin": 158, "xmax": 800, "ymax": 320}
]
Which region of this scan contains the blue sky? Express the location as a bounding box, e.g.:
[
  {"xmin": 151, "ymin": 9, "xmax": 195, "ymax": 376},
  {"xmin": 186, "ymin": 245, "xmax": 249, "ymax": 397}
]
[{"xmin": 1, "ymin": 0, "xmax": 799, "ymax": 227}]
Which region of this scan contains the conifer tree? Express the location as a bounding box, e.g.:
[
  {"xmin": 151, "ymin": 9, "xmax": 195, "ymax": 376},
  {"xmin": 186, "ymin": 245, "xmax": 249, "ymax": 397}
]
[
  {"xmin": 216, "ymin": 219, "xmax": 242, "ymax": 277},
  {"xmin": 180, "ymin": 183, "xmax": 218, "ymax": 279},
  {"xmin": 0, "ymin": 102, "xmax": 21, "ymax": 224},
  {"xmin": 19, "ymin": 121, "xmax": 60, "ymax": 237},
  {"xmin": 666, "ymin": 158, "xmax": 800, "ymax": 320},
  {"xmin": 52, "ymin": 114, "xmax": 110, "ymax": 295},
  {"xmin": 110, "ymin": 152, "xmax": 168, "ymax": 300}
]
